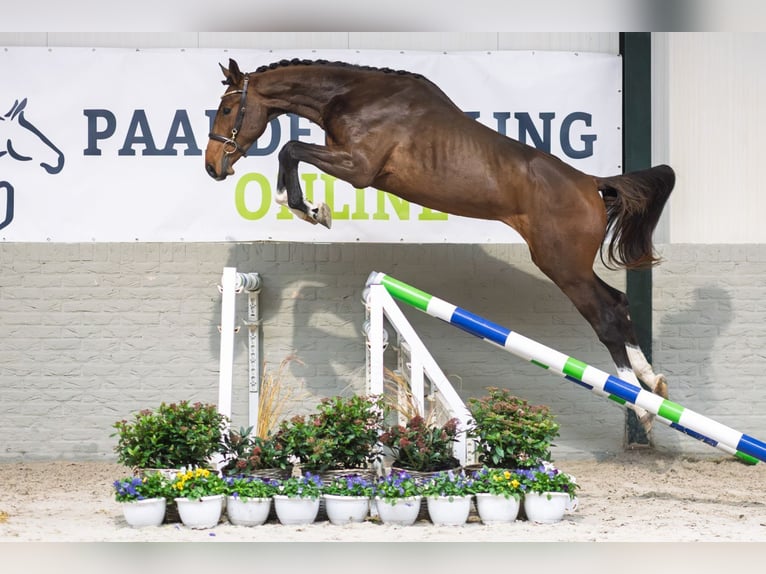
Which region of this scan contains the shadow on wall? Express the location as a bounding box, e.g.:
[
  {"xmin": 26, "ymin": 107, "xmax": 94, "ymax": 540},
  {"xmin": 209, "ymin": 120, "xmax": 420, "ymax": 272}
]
[
  {"xmin": 654, "ymin": 285, "xmax": 733, "ymax": 454},
  {"xmin": 209, "ymin": 242, "xmax": 630, "ymax": 433}
]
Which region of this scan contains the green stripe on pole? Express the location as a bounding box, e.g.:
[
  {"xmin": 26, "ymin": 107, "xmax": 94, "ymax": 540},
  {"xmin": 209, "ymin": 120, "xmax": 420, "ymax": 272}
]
[
  {"xmin": 657, "ymin": 399, "xmax": 685, "ymax": 424},
  {"xmin": 736, "ymin": 452, "xmax": 759, "ymax": 465},
  {"xmin": 379, "ymin": 274, "xmax": 433, "ymax": 312},
  {"xmin": 609, "ymin": 395, "xmax": 627, "ymax": 405},
  {"xmin": 531, "ymin": 359, "xmax": 549, "ymax": 370},
  {"xmin": 563, "ymin": 357, "xmax": 587, "ymax": 381}
]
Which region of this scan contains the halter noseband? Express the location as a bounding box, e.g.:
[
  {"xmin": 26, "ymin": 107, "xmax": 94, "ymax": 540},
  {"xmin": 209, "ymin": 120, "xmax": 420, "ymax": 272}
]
[{"xmin": 208, "ymin": 75, "xmax": 250, "ymax": 157}]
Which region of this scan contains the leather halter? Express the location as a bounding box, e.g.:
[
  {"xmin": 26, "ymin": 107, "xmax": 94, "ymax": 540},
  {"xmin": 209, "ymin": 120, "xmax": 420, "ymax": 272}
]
[{"xmin": 208, "ymin": 75, "xmax": 250, "ymax": 157}]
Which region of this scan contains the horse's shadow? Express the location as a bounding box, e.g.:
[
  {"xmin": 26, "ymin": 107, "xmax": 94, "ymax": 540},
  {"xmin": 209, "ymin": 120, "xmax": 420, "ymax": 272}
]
[
  {"xmin": 654, "ymin": 285, "xmax": 734, "ymax": 452},
  {"xmin": 216, "ymin": 242, "xmax": 625, "ymax": 420}
]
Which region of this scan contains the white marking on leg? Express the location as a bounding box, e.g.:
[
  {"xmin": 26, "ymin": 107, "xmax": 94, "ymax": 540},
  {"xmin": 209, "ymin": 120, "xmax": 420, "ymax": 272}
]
[
  {"xmin": 626, "ymin": 344, "xmax": 655, "ymax": 385},
  {"xmin": 275, "ymin": 190, "xmax": 289, "ymax": 206},
  {"xmin": 626, "ymin": 344, "xmax": 661, "ymax": 393}
]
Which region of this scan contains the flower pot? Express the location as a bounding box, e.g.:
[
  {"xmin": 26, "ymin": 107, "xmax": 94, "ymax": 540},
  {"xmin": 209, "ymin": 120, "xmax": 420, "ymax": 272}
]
[
  {"xmin": 474, "ymin": 493, "xmax": 520, "ymax": 524},
  {"xmin": 273, "ymin": 495, "xmax": 320, "ymax": 525},
  {"xmin": 120, "ymin": 497, "xmax": 166, "ymax": 528},
  {"xmin": 374, "ymin": 496, "xmax": 422, "ymax": 526},
  {"xmin": 175, "ymin": 495, "xmax": 224, "ymax": 529},
  {"xmin": 523, "ymin": 491, "xmax": 569, "ymax": 524},
  {"xmin": 391, "ymin": 467, "xmax": 459, "ymax": 520},
  {"xmin": 226, "ymin": 496, "xmax": 271, "ymax": 526},
  {"xmin": 135, "ymin": 468, "xmax": 182, "ymax": 522},
  {"xmin": 425, "ymin": 495, "xmax": 472, "ymax": 526},
  {"xmin": 323, "ymin": 495, "xmax": 370, "ymax": 525}
]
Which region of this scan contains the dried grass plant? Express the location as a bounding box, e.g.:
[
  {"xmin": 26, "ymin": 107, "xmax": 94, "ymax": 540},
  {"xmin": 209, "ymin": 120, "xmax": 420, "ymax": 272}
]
[
  {"xmin": 382, "ymin": 368, "xmax": 439, "ymax": 426},
  {"xmin": 256, "ymin": 354, "xmax": 307, "ymax": 438}
]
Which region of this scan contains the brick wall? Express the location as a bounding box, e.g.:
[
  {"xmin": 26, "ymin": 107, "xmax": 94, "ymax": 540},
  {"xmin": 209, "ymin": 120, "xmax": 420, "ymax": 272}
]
[{"xmin": 1, "ymin": 242, "xmax": 763, "ymax": 461}]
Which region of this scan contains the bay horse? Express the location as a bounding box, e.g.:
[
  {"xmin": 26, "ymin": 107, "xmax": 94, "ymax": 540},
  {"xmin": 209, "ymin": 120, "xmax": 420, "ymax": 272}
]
[{"xmin": 205, "ymin": 58, "xmax": 675, "ymax": 430}]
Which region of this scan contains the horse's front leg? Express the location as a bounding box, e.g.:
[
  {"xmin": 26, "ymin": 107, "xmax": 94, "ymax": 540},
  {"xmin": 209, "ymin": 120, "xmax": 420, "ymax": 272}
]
[{"xmin": 277, "ymin": 142, "xmax": 332, "ymax": 228}]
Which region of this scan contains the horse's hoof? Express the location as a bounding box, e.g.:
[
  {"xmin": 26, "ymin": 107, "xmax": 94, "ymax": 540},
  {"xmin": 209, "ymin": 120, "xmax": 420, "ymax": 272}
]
[
  {"xmin": 639, "ymin": 412, "xmax": 655, "ymax": 434},
  {"xmin": 654, "ymin": 374, "xmax": 669, "ymax": 399},
  {"xmin": 315, "ymin": 202, "xmax": 332, "ymax": 229}
]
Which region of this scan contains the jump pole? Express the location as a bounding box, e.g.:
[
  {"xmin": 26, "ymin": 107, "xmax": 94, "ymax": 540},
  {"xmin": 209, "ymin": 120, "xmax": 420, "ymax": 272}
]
[{"xmin": 366, "ymin": 271, "xmax": 766, "ymax": 465}]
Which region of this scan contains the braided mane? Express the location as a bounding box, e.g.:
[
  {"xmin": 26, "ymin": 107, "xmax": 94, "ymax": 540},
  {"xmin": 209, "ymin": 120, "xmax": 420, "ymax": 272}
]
[{"xmin": 254, "ymin": 58, "xmax": 428, "ymax": 82}]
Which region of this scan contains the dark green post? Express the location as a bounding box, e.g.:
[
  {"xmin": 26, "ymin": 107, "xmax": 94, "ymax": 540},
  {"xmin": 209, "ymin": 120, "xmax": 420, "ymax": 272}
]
[{"xmin": 620, "ymin": 32, "xmax": 653, "ymax": 447}]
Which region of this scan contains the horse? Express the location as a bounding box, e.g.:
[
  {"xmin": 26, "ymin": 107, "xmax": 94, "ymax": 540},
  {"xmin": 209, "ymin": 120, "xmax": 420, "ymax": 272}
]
[
  {"xmin": 204, "ymin": 58, "xmax": 675, "ymax": 431},
  {"xmin": 0, "ymin": 98, "xmax": 65, "ymax": 230}
]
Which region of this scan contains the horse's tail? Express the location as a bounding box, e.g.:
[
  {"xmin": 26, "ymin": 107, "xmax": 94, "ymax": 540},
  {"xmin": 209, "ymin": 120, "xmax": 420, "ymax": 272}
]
[{"xmin": 595, "ymin": 164, "xmax": 675, "ymax": 270}]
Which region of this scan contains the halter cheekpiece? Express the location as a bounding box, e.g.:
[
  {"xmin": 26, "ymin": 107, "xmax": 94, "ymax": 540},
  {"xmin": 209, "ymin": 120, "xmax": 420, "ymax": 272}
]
[{"xmin": 208, "ymin": 75, "xmax": 250, "ymax": 156}]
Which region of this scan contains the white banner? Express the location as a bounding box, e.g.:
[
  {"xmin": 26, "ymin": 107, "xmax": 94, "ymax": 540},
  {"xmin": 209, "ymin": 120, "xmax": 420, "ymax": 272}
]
[{"xmin": 0, "ymin": 48, "xmax": 621, "ymax": 243}]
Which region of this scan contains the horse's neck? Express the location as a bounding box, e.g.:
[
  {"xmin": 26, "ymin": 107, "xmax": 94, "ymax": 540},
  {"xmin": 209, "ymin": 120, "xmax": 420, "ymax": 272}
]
[{"xmin": 256, "ymin": 67, "xmax": 357, "ymax": 125}]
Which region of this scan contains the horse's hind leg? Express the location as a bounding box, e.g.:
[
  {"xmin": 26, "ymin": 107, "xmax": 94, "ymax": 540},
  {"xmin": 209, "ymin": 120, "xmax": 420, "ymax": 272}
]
[
  {"xmin": 626, "ymin": 341, "xmax": 668, "ymax": 398},
  {"xmin": 534, "ymin": 255, "xmax": 666, "ymax": 432}
]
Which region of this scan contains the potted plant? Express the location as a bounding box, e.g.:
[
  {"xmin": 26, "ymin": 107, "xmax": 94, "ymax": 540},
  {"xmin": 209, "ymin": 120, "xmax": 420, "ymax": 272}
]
[
  {"xmin": 467, "ymin": 388, "xmax": 560, "ymax": 469},
  {"xmin": 112, "ymin": 471, "xmax": 169, "ymax": 528},
  {"xmin": 270, "ymin": 414, "xmax": 334, "ymax": 473},
  {"xmin": 372, "ymin": 469, "xmax": 423, "ymax": 526},
  {"xmin": 170, "ymin": 467, "xmax": 227, "ymax": 529},
  {"xmin": 420, "ymin": 469, "xmax": 476, "ymax": 526},
  {"xmin": 269, "ymin": 394, "xmax": 386, "ymax": 475},
  {"xmin": 471, "ymin": 467, "xmax": 524, "ymax": 524},
  {"xmin": 518, "ymin": 463, "xmax": 580, "ymax": 523},
  {"xmin": 321, "ymin": 473, "xmax": 375, "ymax": 525},
  {"xmin": 311, "ymin": 394, "xmax": 386, "ymax": 473},
  {"xmin": 273, "ymin": 472, "xmax": 324, "ymax": 525},
  {"xmin": 112, "ymin": 401, "xmax": 228, "ymax": 471},
  {"xmin": 224, "ymin": 475, "xmax": 280, "ymax": 526},
  {"xmin": 379, "ymin": 415, "xmax": 461, "ymax": 474},
  {"xmin": 220, "ymin": 425, "xmax": 286, "ymax": 479}
]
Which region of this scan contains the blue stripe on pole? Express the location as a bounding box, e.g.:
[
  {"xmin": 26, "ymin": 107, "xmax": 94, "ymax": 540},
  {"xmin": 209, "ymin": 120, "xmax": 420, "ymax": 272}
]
[
  {"xmin": 566, "ymin": 375, "xmax": 593, "ymax": 390},
  {"xmin": 671, "ymin": 423, "xmax": 720, "ymax": 448},
  {"xmin": 604, "ymin": 375, "xmax": 641, "ymax": 405},
  {"xmin": 450, "ymin": 307, "xmax": 510, "ymax": 347},
  {"xmin": 603, "ymin": 375, "xmax": 641, "ymax": 405},
  {"xmin": 738, "ymin": 434, "xmax": 766, "ymax": 462}
]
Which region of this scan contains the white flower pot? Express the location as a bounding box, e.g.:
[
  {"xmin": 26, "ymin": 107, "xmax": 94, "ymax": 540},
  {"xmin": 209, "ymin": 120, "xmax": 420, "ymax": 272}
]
[
  {"xmin": 273, "ymin": 495, "xmax": 320, "ymax": 525},
  {"xmin": 175, "ymin": 495, "xmax": 224, "ymax": 529},
  {"xmin": 523, "ymin": 491, "xmax": 569, "ymax": 524},
  {"xmin": 475, "ymin": 492, "xmax": 521, "ymax": 524},
  {"xmin": 323, "ymin": 495, "xmax": 370, "ymax": 525},
  {"xmin": 226, "ymin": 496, "xmax": 271, "ymax": 526},
  {"xmin": 425, "ymin": 495, "xmax": 472, "ymax": 526},
  {"xmin": 374, "ymin": 496, "xmax": 422, "ymax": 526},
  {"xmin": 121, "ymin": 497, "xmax": 166, "ymax": 528}
]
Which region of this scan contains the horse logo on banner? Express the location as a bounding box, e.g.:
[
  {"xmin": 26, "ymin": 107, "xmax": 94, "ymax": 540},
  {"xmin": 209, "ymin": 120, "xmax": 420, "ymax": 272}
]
[{"xmin": 0, "ymin": 98, "xmax": 65, "ymax": 230}]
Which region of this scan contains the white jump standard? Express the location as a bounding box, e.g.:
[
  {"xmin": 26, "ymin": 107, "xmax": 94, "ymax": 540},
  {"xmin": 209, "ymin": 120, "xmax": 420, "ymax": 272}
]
[{"xmin": 366, "ymin": 271, "xmax": 766, "ymax": 465}]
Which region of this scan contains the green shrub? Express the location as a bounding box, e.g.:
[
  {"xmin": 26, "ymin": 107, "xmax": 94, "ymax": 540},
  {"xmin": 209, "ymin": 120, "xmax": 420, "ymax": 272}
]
[
  {"xmin": 113, "ymin": 401, "xmax": 227, "ymax": 469},
  {"xmin": 467, "ymin": 388, "xmax": 559, "ymax": 469}
]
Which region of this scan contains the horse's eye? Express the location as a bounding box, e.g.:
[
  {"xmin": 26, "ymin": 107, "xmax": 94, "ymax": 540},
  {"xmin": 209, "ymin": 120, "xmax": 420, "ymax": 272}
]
[{"xmin": 223, "ymin": 107, "xmax": 232, "ymax": 115}]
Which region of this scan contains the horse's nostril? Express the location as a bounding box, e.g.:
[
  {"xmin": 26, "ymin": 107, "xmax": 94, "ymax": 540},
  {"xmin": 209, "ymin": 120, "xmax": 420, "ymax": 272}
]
[{"xmin": 205, "ymin": 163, "xmax": 218, "ymax": 179}]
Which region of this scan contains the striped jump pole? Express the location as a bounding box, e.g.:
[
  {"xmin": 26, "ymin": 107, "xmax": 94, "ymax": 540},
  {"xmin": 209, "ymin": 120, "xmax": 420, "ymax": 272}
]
[{"xmin": 366, "ymin": 271, "xmax": 766, "ymax": 465}]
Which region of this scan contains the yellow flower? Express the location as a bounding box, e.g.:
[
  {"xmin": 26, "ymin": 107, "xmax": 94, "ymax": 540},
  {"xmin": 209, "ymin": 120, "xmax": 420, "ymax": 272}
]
[
  {"xmin": 503, "ymin": 471, "xmax": 511, "ymax": 479},
  {"xmin": 511, "ymin": 479, "xmax": 520, "ymax": 489}
]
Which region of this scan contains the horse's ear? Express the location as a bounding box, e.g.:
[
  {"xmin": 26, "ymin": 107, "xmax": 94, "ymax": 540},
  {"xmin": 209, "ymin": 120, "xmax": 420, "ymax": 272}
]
[
  {"xmin": 220, "ymin": 59, "xmax": 243, "ymax": 86},
  {"xmin": 9, "ymin": 98, "xmax": 27, "ymax": 119}
]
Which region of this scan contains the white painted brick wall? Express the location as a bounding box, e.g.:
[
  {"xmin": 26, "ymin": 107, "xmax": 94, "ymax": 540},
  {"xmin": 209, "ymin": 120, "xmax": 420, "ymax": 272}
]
[{"xmin": 1, "ymin": 243, "xmax": 763, "ymax": 462}]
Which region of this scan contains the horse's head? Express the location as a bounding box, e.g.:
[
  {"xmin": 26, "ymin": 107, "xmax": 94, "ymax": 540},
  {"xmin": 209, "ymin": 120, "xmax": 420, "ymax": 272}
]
[
  {"xmin": 205, "ymin": 59, "xmax": 270, "ymax": 181},
  {"xmin": 0, "ymin": 98, "xmax": 65, "ymax": 175}
]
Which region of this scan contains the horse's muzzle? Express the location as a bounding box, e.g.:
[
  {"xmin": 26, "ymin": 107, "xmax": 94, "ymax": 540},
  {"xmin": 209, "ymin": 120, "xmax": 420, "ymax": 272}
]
[{"xmin": 206, "ymin": 162, "xmax": 223, "ymax": 180}]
